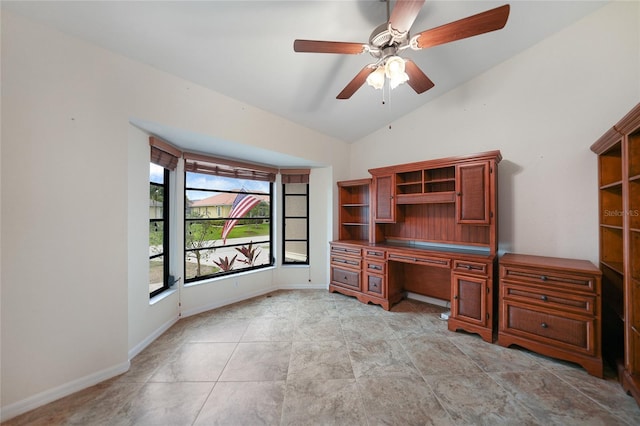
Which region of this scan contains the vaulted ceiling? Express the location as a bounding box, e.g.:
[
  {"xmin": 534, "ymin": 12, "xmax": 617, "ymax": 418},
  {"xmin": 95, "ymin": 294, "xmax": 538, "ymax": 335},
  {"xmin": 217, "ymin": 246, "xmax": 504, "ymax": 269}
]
[{"xmin": 3, "ymin": 1, "xmax": 608, "ymax": 146}]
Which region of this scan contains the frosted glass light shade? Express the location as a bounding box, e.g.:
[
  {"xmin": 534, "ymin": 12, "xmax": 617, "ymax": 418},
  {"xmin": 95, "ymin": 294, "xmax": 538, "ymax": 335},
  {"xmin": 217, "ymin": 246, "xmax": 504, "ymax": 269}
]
[{"xmin": 366, "ymin": 66, "xmax": 385, "ymax": 90}]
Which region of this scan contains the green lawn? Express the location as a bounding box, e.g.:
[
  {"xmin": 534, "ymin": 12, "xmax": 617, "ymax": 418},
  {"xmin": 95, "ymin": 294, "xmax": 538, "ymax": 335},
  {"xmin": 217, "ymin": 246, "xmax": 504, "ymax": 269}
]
[{"xmin": 151, "ymin": 222, "xmax": 269, "ymax": 245}]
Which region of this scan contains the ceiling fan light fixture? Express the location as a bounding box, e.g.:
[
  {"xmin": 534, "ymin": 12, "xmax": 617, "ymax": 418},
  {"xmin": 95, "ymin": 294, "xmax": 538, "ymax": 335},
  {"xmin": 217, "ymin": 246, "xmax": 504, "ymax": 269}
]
[
  {"xmin": 384, "ymin": 55, "xmax": 405, "ymax": 77},
  {"xmin": 366, "ymin": 66, "xmax": 386, "ymax": 90},
  {"xmin": 385, "ymin": 56, "xmax": 409, "ymax": 89}
]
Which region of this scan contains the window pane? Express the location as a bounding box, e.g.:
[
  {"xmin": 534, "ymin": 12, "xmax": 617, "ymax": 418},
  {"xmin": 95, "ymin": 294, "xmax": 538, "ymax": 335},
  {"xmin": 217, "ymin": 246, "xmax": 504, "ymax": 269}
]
[
  {"xmin": 185, "ymin": 247, "xmax": 218, "ymax": 280},
  {"xmin": 185, "ymin": 171, "xmax": 273, "ymax": 283},
  {"xmin": 150, "ymin": 221, "xmax": 164, "ymax": 250},
  {"xmin": 284, "ymin": 182, "xmax": 307, "ymax": 195},
  {"xmin": 150, "ymin": 163, "xmax": 165, "ymax": 184},
  {"xmin": 149, "ymin": 256, "xmax": 164, "ymax": 294},
  {"xmin": 282, "ymin": 183, "xmax": 308, "ymax": 265},
  {"xmin": 185, "ymin": 219, "xmax": 221, "ymax": 248},
  {"xmin": 284, "ymin": 241, "xmax": 308, "ymax": 263},
  {"xmin": 284, "ymin": 195, "xmax": 307, "ymax": 216},
  {"xmin": 150, "ymin": 165, "xmax": 169, "ymax": 298},
  {"xmin": 150, "ymin": 184, "xmax": 164, "ymax": 219},
  {"xmin": 186, "ymin": 172, "xmax": 269, "ymax": 193},
  {"xmin": 285, "ymin": 218, "xmax": 307, "ymax": 239}
]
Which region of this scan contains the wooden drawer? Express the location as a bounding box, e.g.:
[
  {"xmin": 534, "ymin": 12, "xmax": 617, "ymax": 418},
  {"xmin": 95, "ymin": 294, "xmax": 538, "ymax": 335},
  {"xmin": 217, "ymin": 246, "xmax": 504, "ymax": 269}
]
[
  {"xmin": 365, "ymin": 260, "xmax": 385, "ymax": 275},
  {"xmin": 330, "ymin": 244, "xmax": 362, "ymax": 257},
  {"xmin": 453, "ymin": 259, "xmax": 488, "ymax": 276},
  {"xmin": 331, "ymin": 266, "xmax": 361, "ymax": 290},
  {"xmin": 502, "ymin": 283, "xmax": 596, "ymax": 316},
  {"xmin": 387, "ymin": 252, "xmax": 450, "ymax": 268},
  {"xmin": 503, "ymin": 302, "xmax": 595, "ymax": 355},
  {"xmin": 330, "ymin": 254, "xmax": 362, "ymax": 270},
  {"xmin": 501, "ymin": 266, "xmax": 596, "ymax": 293},
  {"xmin": 364, "ymin": 248, "xmax": 386, "ymax": 260},
  {"xmin": 365, "ymin": 274, "xmax": 385, "ymax": 296}
]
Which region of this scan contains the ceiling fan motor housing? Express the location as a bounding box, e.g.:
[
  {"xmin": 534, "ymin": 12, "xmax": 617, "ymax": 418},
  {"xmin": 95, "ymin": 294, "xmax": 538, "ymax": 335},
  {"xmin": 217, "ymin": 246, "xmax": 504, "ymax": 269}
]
[{"xmin": 368, "ymin": 23, "xmax": 408, "ymax": 58}]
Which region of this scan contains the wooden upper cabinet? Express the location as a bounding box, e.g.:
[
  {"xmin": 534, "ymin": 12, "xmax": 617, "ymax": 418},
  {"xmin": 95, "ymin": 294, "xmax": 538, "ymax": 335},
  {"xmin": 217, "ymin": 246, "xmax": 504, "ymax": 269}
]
[
  {"xmin": 373, "ymin": 174, "xmax": 395, "ymax": 223},
  {"xmin": 368, "ymin": 150, "xmax": 500, "ymax": 253},
  {"xmin": 456, "ymin": 161, "xmax": 491, "ymax": 224}
]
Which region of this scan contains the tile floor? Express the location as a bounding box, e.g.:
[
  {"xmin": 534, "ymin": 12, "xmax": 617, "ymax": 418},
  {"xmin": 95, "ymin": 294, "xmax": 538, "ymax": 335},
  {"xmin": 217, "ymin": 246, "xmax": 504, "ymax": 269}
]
[{"xmin": 4, "ymin": 289, "xmax": 640, "ymax": 425}]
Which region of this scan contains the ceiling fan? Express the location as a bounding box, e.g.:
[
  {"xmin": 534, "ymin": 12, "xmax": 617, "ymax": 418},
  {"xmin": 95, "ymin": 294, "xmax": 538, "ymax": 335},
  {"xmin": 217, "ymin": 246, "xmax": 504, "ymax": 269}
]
[{"xmin": 293, "ymin": 0, "xmax": 510, "ymax": 99}]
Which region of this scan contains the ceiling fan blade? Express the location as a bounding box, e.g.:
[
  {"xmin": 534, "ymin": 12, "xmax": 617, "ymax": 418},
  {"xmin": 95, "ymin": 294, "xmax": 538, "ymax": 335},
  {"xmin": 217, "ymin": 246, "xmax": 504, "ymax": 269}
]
[
  {"xmin": 389, "ymin": 0, "xmax": 426, "ymax": 34},
  {"xmin": 337, "ymin": 66, "xmax": 375, "ymax": 100},
  {"xmin": 404, "ymin": 60, "xmax": 434, "ymax": 94},
  {"xmin": 412, "ymin": 4, "xmax": 510, "ymax": 50},
  {"xmin": 294, "ymin": 39, "xmax": 367, "ymax": 54}
]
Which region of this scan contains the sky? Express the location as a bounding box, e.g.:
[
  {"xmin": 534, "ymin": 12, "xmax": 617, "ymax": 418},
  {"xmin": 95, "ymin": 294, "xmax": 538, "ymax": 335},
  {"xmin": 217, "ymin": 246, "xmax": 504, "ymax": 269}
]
[{"xmin": 150, "ymin": 163, "xmax": 269, "ymax": 201}]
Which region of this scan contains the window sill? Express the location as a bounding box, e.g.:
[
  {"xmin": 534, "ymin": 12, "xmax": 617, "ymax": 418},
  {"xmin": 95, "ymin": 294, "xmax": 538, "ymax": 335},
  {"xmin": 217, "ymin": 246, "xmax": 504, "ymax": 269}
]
[
  {"xmin": 183, "ymin": 266, "xmax": 276, "ymax": 288},
  {"xmin": 150, "ymin": 288, "xmax": 178, "ymax": 305}
]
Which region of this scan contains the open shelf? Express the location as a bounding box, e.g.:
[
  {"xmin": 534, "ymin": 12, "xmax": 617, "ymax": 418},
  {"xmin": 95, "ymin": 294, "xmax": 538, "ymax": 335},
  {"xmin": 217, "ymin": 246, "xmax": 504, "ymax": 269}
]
[
  {"xmin": 600, "ymin": 186, "xmax": 624, "ymax": 227},
  {"xmin": 395, "ymin": 166, "xmax": 455, "ymax": 200},
  {"xmin": 424, "ymin": 166, "xmax": 455, "ymax": 193},
  {"xmin": 599, "ymin": 142, "xmax": 623, "ymax": 187},
  {"xmin": 338, "ymin": 179, "xmax": 371, "ymax": 242},
  {"xmin": 629, "ymin": 130, "xmax": 640, "ymax": 178},
  {"xmin": 600, "ymin": 226, "xmax": 623, "ymax": 270},
  {"xmin": 630, "ymin": 180, "xmax": 640, "ymax": 230},
  {"xmin": 631, "ymin": 231, "xmax": 640, "ymax": 281},
  {"xmin": 601, "ymin": 263, "xmax": 625, "ymax": 321},
  {"xmin": 632, "ymin": 279, "xmax": 640, "ymax": 332}
]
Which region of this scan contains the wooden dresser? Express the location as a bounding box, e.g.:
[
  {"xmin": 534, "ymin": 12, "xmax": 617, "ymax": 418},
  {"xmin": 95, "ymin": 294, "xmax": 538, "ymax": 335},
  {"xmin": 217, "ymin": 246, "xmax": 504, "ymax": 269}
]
[
  {"xmin": 497, "ymin": 253, "xmax": 603, "ymax": 377},
  {"xmin": 330, "ymin": 151, "xmax": 500, "ymax": 342}
]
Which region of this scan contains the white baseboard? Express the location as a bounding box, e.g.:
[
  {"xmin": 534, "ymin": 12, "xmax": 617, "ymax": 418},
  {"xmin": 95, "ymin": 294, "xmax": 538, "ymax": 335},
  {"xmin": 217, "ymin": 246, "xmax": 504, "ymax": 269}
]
[
  {"xmin": 0, "ymin": 360, "xmax": 130, "ymax": 423},
  {"xmin": 128, "ymin": 315, "xmax": 179, "ymax": 360},
  {"xmin": 0, "ymin": 284, "xmax": 330, "ymax": 422},
  {"xmin": 180, "ymin": 284, "xmax": 326, "ymax": 318}
]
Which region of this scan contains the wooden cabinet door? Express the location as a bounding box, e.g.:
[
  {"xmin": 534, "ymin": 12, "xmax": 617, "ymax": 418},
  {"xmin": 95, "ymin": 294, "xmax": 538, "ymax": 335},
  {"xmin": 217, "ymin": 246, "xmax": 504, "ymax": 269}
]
[
  {"xmin": 373, "ymin": 174, "xmax": 395, "ymax": 223},
  {"xmin": 456, "ymin": 161, "xmax": 490, "ymax": 224},
  {"xmin": 451, "ymin": 273, "xmax": 488, "ymax": 327}
]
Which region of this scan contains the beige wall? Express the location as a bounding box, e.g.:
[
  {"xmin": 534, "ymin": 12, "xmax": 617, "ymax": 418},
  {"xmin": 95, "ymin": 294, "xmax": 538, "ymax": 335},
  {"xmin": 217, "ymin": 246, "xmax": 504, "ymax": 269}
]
[
  {"xmin": 350, "ymin": 1, "xmax": 640, "ymax": 265},
  {"xmin": 1, "ymin": 9, "xmax": 348, "ymax": 420}
]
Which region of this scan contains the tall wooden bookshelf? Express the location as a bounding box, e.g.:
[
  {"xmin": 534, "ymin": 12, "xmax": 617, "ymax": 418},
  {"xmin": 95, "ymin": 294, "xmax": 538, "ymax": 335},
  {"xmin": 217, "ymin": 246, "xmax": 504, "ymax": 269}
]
[
  {"xmin": 337, "ymin": 179, "xmax": 372, "ymax": 242},
  {"xmin": 591, "ymin": 103, "xmax": 640, "ymax": 405}
]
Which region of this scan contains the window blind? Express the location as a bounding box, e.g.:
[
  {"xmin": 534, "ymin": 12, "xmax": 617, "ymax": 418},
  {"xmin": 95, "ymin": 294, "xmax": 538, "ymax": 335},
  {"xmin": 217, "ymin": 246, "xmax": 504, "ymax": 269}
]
[
  {"xmin": 149, "ymin": 136, "xmax": 182, "ymax": 171},
  {"xmin": 183, "ymin": 152, "xmax": 278, "ymax": 182},
  {"xmin": 281, "ymin": 169, "xmax": 310, "ymax": 184}
]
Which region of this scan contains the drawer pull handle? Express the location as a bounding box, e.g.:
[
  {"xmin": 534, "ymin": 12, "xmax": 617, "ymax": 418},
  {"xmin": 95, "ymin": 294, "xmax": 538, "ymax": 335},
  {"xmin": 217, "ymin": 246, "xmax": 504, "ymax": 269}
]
[
  {"xmin": 541, "ymin": 295, "xmax": 548, "ymax": 301},
  {"xmin": 454, "ymin": 295, "xmax": 459, "ymax": 300},
  {"xmin": 465, "ymin": 265, "xmax": 472, "ymax": 270},
  {"xmin": 541, "ymin": 322, "xmax": 548, "ymax": 328},
  {"xmin": 540, "ymin": 275, "xmax": 548, "ymax": 281}
]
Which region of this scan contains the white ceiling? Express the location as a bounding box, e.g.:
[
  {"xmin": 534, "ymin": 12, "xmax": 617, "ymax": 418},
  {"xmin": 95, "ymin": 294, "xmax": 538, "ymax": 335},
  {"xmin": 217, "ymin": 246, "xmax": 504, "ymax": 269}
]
[{"xmin": 3, "ymin": 0, "xmax": 608, "ymax": 164}]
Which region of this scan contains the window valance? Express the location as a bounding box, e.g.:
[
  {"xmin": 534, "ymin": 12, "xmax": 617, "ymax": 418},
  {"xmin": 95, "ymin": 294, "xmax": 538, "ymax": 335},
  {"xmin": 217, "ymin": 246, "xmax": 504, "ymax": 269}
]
[
  {"xmin": 280, "ymin": 169, "xmax": 310, "ymax": 184},
  {"xmin": 183, "ymin": 152, "xmax": 278, "ymax": 182},
  {"xmin": 149, "ymin": 136, "xmax": 182, "ymax": 171}
]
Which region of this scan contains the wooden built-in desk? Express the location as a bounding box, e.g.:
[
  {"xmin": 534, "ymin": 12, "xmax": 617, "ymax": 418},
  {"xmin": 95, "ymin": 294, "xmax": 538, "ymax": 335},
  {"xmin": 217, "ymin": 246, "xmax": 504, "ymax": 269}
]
[
  {"xmin": 330, "ymin": 240, "xmax": 497, "ymax": 342},
  {"xmin": 331, "ymin": 151, "xmax": 501, "ymax": 342}
]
